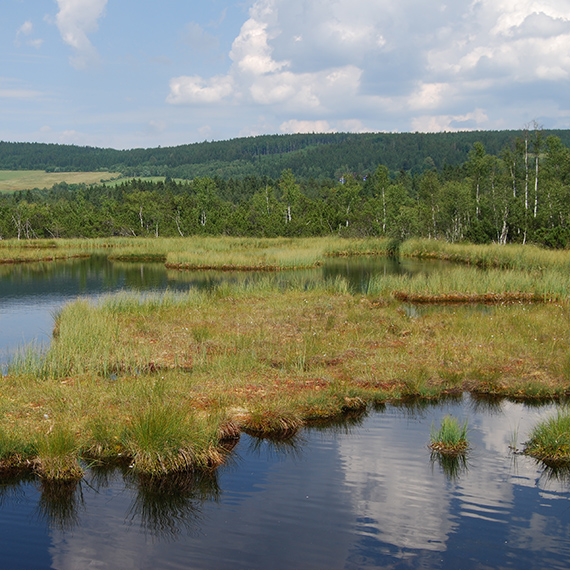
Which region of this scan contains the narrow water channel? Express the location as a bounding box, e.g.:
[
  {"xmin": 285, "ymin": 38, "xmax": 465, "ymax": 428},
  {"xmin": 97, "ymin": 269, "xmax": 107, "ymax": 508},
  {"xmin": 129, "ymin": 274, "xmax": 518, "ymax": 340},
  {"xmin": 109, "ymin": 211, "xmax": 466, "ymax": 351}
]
[{"xmin": 0, "ymin": 256, "xmax": 569, "ymax": 569}]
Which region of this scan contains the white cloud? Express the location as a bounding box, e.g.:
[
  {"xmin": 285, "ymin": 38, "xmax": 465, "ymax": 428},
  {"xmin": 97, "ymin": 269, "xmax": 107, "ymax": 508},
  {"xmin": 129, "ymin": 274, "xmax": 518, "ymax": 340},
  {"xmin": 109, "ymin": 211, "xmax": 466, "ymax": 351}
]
[
  {"xmin": 15, "ymin": 20, "xmax": 44, "ymax": 49},
  {"xmin": 28, "ymin": 38, "xmax": 44, "ymax": 49},
  {"xmin": 167, "ymin": 75, "xmax": 234, "ymax": 104},
  {"xmin": 337, "ymin": 119, "xmax": 373, "ymax": 132},
  {"xmin": 163, "ymin": 0, "xmax": 570, "ymax": 138},
  {"xmin": 280, "ymin": 118, "xmax": 372, "ymax": 134},
  {"xmin": 55, "ymin": 0, "xmax": 108, "ymax": 69},
  {"xmin": 411, "ymin": 109, "xmax": 489, "ymax": 132},
  {"xmin": 229, "ymin": 17, "xmax": 289, "ymax": 75},
  {"xmin": 168, "ymin": 0, "xmax": 364, "ymax": 116},
  {"xmin": 427, "ymin": 2, "xmax": 570, "ymax": 84},
  {"xmin": 280, "ymin": 119, "xmax": 334, "ymax": 134},
  {"xmin": 18, "ymin": 21, "xmax": 33, "ymax": 36},
  {"xmin": 408, "ymin": 82, "xmax": 454, "ymax": 110},
  {"xmin": 146, "ymin": 120, "xmax": 167, "ymax": 135}
]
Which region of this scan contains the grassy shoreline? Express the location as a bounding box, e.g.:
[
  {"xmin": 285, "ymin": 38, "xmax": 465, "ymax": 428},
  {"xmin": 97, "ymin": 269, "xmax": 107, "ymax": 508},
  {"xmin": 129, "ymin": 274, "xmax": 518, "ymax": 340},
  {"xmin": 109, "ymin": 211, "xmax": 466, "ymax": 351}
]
[
  {"xmin": 3, "ymin": 281, "xmax": 570, "ymax": 479},
  {"xmin": 2, "ymin": 237, "xmax": 570, "ymax": 478}
]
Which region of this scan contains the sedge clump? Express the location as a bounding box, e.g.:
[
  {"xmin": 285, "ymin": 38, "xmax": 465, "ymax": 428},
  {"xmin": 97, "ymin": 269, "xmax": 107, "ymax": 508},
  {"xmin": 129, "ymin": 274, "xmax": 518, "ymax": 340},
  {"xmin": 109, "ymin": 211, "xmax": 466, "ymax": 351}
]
[
  {"xmin": 524, "ymin": 408, "xmax": 570, "ymax": 464},
  {"xmin": 429, "ymin": 415, "xmax": 469, "ymax": 455}
]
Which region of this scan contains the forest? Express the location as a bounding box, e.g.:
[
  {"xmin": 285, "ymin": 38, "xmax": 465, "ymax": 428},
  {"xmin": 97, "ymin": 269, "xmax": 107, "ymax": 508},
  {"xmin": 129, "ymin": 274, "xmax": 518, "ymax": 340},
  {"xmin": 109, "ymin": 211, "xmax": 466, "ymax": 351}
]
[
  {"xmin": 3, "ymin": 128, "xmax": 570, "ymax": 180},
  {"xmin": 1, "ymin": 127, "xmax": 569, "ymax": 247}
]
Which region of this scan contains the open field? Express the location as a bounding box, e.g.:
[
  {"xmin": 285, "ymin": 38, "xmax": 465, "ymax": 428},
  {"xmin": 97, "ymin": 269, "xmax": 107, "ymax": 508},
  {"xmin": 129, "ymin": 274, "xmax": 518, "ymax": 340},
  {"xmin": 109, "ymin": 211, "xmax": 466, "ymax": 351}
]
[
  {"xmin": 0, "ymin": 170, "xmax": 122, "ymax": 192},
  {"xmin": 100, "ymin": 176, "xmax": 186, "ymax": 187}
]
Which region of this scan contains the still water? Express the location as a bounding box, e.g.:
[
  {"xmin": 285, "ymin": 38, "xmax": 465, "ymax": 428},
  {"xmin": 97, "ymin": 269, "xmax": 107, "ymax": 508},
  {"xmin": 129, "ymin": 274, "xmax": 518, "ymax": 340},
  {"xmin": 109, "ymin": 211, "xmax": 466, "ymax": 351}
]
[{"xmin": 0, "ymin": 256, "xmax": 569, "ymax": 569}]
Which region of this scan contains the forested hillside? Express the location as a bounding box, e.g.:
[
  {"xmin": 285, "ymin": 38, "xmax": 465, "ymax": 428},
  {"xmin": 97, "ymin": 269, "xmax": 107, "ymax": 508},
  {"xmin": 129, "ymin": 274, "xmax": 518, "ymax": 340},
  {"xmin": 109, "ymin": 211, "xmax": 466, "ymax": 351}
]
[
  {"xmin": 2, "ymin": 129, "xmax": 569, "ymax": 247},
  {"xmin": 2, "ymin": 129, "xmax": 570, "ymax": 180}
]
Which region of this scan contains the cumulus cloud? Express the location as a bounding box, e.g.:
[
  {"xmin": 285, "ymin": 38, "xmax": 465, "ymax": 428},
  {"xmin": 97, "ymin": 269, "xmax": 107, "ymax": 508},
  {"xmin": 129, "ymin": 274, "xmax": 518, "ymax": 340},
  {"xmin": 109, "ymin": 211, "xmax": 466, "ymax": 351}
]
[
  {"xmin": 280, "ymin": 119, "xmax": 334, "ymax": 134},
  {"xmin": 280, "ymin": 118, "xmax": 372, "ymax": 134},
  {"xmin": 167, "ymin": 0, "xmax": 366, "ymax": 123},
  {"xmin": 167, "ymin": 0, "xmax": 570, "ymax": 134},
  {"xmin": 55, "ymin": 0, "xmax": 108, "ymax": 69},
  {"xmin": 230, "ymin": 17, "xmax": 289, "ymax": 75},
  {"xmin": 427, "ymin": 1, "xmax": 570, "ymax": 83}
]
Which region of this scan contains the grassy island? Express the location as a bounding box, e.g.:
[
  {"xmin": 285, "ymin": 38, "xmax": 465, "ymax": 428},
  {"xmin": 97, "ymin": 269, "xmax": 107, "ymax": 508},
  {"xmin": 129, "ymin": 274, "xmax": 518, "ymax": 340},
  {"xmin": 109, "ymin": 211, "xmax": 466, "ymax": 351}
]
[
  {"xmin": 430, "ymin": 416, "xmax": 469, "ymax": 455},
  {"xmin": 524, "ymin": 409, "xmax": 570, "ymax": 464},
  {"xmin": 1, "ymin": 237, "xmax": 570, "ymax": 478}
]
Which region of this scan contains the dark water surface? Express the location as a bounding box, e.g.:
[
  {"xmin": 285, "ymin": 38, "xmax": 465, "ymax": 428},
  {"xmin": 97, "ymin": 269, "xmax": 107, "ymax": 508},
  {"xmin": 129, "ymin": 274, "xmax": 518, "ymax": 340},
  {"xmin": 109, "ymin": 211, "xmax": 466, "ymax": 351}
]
[
  {"xmin": 1, "ymin": 398, "xmax": 569, "ymax": 570},
  {"xmin": 1, "ymin": 256, "xmax": 569, "ymax": 569}
]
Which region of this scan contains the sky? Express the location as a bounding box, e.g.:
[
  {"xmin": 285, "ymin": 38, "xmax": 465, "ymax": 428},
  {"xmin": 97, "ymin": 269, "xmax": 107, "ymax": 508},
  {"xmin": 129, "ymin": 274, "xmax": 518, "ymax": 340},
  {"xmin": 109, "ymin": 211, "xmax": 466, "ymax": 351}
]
[{"xmin": 2, "ymin": 0, "xmax": 570, "ymax": 150}]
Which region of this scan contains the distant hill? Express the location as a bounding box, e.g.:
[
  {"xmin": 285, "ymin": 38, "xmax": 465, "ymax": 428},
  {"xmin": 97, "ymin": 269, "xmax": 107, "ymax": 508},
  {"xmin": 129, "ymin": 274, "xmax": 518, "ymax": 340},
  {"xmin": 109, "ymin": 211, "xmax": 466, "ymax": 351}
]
[{"xmin": 2, "ymin": 129, "xmax": 569, "ymax": 180}]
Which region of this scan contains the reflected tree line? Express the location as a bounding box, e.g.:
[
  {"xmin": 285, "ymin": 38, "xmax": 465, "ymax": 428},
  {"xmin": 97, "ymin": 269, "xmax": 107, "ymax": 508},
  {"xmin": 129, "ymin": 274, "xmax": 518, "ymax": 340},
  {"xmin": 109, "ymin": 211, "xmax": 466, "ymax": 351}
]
[{"xmin": 1, "ymin": 129, "xmax": 570, "ymax": 247}]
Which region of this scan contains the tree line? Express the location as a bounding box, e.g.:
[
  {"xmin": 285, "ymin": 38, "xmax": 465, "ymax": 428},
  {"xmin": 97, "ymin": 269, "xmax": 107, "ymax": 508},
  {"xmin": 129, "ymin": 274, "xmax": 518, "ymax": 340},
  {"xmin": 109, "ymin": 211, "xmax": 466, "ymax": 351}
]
[
  {"xmin": 3, "ymin": 129, "xmax": 570, "ymax": 181},
  {"xmin": 1, "ymin": 130, "xmax": 570, "ymax": 247}
]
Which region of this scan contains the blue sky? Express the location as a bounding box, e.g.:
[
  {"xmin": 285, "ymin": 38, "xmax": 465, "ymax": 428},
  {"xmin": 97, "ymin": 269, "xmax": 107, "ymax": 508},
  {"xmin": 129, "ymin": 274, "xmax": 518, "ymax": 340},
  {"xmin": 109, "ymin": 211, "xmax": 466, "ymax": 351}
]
[{"xmin": 2, "ymin": 0, "xmax": 570, "ymax": 149}]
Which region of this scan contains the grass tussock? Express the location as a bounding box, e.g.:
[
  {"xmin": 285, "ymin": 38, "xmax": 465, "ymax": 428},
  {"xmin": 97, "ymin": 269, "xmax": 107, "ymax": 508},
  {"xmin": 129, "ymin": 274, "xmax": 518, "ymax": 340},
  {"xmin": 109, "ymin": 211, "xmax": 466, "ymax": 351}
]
[
  {"xmin": 524, "ymin": 408, "xmax": 570, "ymax": 463},
  {"xmin": 122, "ymin": 404, "xmax": 225, "ymax": 475},
  {"xmin": 240, "ymin": 407, "xmax": 304, "ymax": 439},
  {"xmin": 34, "ymin": 425, "xmax": 83, "ymax": 481},
  {"xmin": 429, "ymin": 416, "xmax": 469, "ymax": 455}
]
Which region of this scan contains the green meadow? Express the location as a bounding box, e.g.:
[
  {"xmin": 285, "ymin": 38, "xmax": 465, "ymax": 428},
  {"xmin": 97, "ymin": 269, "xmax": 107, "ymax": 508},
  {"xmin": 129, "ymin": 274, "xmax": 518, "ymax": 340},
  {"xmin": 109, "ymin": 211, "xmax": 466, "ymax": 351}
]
[{"xmin": 0, "ymin": 170, "xmax": 121, "ymax": 192}]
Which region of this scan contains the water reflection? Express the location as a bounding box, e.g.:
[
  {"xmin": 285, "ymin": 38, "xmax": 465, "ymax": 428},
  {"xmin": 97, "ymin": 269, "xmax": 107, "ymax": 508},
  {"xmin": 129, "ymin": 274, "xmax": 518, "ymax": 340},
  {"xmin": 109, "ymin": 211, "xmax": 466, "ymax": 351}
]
[
  {"xmin": 37, "ymin": 480, "xmax": 84, "ymax": 533},
  {"xmin": 537, "ymin": 462, "xmax": 570, "ymax": 487},
  {"xmin": 124, "ymin": 470, "xmax": 220, "ymax": 539},
  {"xmin": 430, "ymin": 451, "xmax": 470, "ymax": 481},
  {"xmin": 0, "ymin": 397, "xmax": 568, "ymax": 568},
  {"xmin": 244, "ymin": 434, "xmax": 307, "ymax": 461}
]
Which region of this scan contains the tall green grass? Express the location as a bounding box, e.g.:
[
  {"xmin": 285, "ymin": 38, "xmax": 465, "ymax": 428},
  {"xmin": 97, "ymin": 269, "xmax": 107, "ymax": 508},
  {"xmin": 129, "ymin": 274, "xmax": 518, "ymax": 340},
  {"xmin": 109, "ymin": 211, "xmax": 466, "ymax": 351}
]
[
  {"xmin": 2, "ymin": 243, "xmax": 570, "ymax": 479},
  {"xmin": 368, "ymin": 265, "xmax": 570, "ymax": 301},
  {"xmin": 34, "ymin": 425, "xmax": 83, "ymax": 480},
  {"xmin": 401, "ymin": 239, "xmax": 570, "ymax": 271},
  {"xmin": 122, "ymin": 403, "xmax": 224, "ymax": 475}
]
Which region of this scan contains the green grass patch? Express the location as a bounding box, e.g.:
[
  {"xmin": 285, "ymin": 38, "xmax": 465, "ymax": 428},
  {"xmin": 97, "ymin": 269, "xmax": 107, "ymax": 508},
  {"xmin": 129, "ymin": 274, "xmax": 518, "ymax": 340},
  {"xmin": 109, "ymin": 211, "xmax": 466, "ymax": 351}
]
[
  {"xmin": 429, "ymin": 415, "xmax": 469, "ymax": 455},
  {"xmin": 0, "ymin": 170, "xmax": 121, "ymax": 192},
  {"xmin": 524, "ymin": 408, "xmax": 570, "ymax": 463}
]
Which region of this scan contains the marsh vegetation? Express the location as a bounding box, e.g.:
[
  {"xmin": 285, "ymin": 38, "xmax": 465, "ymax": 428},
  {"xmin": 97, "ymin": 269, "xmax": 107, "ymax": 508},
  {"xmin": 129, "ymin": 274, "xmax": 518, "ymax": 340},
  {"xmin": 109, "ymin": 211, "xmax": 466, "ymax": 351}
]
[
  {"xmin": 1, "ymin": 237, "xmax": 570, "ymax": 478},
  {"xmin": 429, "ymin": 416, "xmax": 469, "ymax": 455},
  {"xmin": 525, "ymin": 408, "xmax": 570, "ymax": 464}
]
